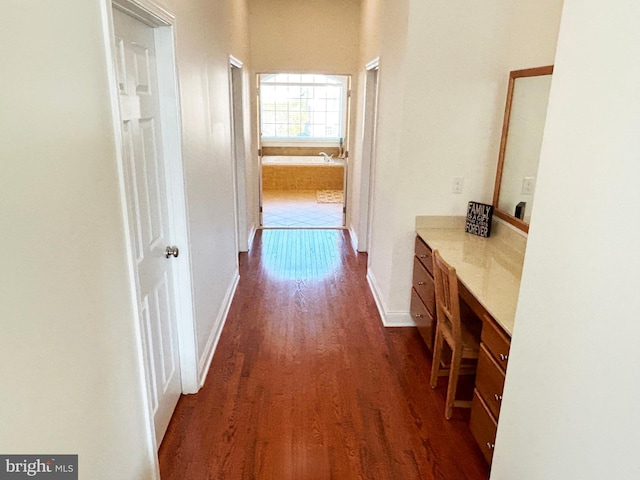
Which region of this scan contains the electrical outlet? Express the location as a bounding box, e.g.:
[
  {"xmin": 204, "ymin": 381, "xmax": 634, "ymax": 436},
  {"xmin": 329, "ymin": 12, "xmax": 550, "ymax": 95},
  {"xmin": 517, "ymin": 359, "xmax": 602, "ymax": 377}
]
[
  {"xmin": 452, "ymin": 177, "xmax": 464, "ymax": 194},
  {"xmin": 521, "ymin": 177, "xmax": 536, "ymax": 195}
]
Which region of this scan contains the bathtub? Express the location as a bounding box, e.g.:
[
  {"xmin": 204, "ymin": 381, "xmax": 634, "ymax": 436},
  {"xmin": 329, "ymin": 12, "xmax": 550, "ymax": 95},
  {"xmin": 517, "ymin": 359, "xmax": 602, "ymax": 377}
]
[{"xmin": 261, "ymin": 156, "xmax": 345, "ymax": 190}]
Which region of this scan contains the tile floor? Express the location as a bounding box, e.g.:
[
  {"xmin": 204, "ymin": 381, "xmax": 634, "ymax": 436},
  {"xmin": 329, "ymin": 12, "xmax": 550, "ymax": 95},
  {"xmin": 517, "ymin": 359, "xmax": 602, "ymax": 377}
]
[{"xmin": 262, "ymin": 189, "xmax": 344, "ymax": 228}]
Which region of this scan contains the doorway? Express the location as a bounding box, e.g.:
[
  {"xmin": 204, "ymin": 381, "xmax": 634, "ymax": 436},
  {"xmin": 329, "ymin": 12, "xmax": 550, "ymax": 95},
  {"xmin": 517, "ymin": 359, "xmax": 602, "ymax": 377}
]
[
  {"xmin": 359, "ymin": 59, "xmax": 379, "ymax": 252},
  {"xmin": 110, "ymin": 0, "xmax": 197, "ymax": 450},
  {"xmin": 230, "ymin": 56, "xmax": 249, "ymax": 251},
  {"xmin": 258, "ymin": 73, "xmax": 350, "ymax": 228}
]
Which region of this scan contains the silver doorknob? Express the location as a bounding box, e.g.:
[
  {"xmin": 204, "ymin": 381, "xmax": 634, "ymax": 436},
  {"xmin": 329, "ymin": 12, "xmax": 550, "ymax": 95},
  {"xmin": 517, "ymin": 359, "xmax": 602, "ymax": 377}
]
[{"xmin": 165, "ymin": 246, "xmax": 179, "ymax": 258}]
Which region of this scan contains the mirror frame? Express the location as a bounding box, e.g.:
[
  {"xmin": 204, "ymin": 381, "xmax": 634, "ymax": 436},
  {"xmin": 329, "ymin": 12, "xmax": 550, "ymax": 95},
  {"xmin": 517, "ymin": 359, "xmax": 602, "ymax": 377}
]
[{"xmin": 492, "ymin": 65, "xmax": 554, "ymax": 234}]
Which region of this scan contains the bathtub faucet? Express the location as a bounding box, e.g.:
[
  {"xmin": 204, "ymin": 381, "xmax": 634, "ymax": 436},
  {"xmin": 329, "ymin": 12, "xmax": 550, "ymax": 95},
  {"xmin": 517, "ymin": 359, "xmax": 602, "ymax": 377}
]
[{"xmin": 319, "ymin": 152, "xmax": 333, "ymax": 162}]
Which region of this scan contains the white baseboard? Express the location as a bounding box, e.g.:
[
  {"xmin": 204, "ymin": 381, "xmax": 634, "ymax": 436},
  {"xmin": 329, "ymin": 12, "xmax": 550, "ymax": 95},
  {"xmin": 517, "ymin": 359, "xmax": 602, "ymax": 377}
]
[
  {"xmin": 366, "ymin": 270, "xmax": 415, "ymax": 327},
  {"xmin": 348, "ymin": 225, "xmax": 359, "ymax": 253},
  {"xmin": 197, "ymin": 269, "xmax": 240, "ymax": 387},
  {"xmin": 239, "ymin": 224, "xmax": 257, "ymax": 253},
  {"xmin": 382, "ymin": 310, "xmax": 415, "ymax": 327},
  {"xmin": 247, "ymin": 224, "xmax": 257, "ymax": 250}
]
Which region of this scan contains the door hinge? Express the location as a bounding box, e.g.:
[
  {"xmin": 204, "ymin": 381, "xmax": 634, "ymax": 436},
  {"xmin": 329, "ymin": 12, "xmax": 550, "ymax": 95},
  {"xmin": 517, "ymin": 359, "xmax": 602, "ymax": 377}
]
[
  {"xmin": 260, "ymin": 206, "xmax": 263, "ymax": 213},
  {"xmin": 258, "ymin": 148, "xmax": 262, "ymax": 157},
  {"xmin": 343, "ymin": 206, "xmax": 346, "ymax": 214}
]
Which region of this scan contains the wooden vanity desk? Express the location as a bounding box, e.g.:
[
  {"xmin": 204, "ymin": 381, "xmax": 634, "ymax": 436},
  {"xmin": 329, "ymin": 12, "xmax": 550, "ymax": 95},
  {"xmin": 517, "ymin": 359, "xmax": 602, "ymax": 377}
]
[{"xmin": 413, "ymin": 217, "xmax": 526, "ymax": 465}]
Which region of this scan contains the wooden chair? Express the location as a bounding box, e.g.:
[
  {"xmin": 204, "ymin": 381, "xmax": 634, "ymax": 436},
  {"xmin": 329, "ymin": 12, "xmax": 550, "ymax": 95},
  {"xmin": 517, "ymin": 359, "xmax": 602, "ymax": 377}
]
[{"xmin": 429, "ymin": 250, "xmax": 480, "ymax": 419}]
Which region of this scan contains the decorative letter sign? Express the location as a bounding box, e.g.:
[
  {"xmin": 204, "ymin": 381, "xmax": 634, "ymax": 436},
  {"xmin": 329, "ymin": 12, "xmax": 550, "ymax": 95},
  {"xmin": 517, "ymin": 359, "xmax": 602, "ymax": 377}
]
[{"xmin": 465, "ymin": 201, "xmax": 493, "ymax": 238}]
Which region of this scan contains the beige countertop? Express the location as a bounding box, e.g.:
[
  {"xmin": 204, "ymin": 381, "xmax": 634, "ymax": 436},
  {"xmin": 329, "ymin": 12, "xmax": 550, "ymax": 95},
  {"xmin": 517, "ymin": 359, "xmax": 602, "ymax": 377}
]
[{"xmin": 415, "ymin": 216, "xmax": 527, "ymax": 336}]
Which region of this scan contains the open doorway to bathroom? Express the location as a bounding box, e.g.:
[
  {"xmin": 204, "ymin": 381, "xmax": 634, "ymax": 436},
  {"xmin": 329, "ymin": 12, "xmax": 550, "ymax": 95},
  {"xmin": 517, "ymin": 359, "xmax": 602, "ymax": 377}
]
[{"xmin": 258, "ymin": 73, "xmax": 350, "ymax": 228}]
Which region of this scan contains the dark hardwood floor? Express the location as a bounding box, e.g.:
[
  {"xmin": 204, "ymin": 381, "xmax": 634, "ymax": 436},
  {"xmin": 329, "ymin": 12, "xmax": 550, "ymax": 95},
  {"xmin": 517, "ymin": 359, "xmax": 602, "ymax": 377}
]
[{"xmin": 159, "ymin": 229, "xmax": 489, "ymax": 479}]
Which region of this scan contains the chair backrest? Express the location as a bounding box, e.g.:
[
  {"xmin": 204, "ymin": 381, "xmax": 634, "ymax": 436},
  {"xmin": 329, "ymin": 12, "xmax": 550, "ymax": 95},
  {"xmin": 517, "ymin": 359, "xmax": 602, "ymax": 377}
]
[{"xmin": 432, "ymin": 250, "xmax": 462, "ymax": 345}]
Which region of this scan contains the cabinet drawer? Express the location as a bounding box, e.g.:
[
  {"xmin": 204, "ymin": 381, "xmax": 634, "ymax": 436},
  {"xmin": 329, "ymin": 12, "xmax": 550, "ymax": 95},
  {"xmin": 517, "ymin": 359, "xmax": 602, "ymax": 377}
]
[
  {"xmin": 410, "ymin": 288, "xmax": 435, "ymax": 350},
  {"xmin": 475, "ymin": 344, "xmax": 506, "ymax": 419},
  {"xmin": 412, "ymin": 257, "xmax": 435, "ymax": 316},
  {"xmin": 481, "ymin": 315, "xmax": 511, "ymax": 372},
  {"xmin": 414, "ymin": 236, "xmax": 433, "ymax": 274},
  {"xmin": 470, "ymin": 390, "xmax": 498, "ymax": 464}
]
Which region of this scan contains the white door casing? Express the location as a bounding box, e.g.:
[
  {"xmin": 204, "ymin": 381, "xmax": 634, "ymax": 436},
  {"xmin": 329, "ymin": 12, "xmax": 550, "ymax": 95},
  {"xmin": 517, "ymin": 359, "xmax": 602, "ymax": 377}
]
[
  {"xmin": 342, "ymin": 75, "xmax": 352, "ymax": 228},
  {"xmin": 361, "ymin": 59, "xmax": 380, "ymax": 253},
  {"xmin": 256, "ymin": 74, "xmax": 264, "ymax": 227},
  {"xmin": 113, "ymin": 7, "xmax": 181, "ymax": 446},
  {"xmin": 229, "ymin": 56, "xmax": 248, "ymax": 252}
]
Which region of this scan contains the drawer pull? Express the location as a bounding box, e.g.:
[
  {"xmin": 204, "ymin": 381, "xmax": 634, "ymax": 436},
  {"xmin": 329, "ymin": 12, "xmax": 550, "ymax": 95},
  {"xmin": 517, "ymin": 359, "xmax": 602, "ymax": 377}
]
[
  {"xmin": 486, "ymin": 442, "xmax": 495, "ymax": 450},
  {"xmin": 417, "ymin": 281, "xmax": 425, "ymax": 285},
  {"xmin": 419, "ymin": 254, "xmax": 427, "ymax": 258},
  {"xmin": 499, "ymin": 353, "xmax": 509, "ymax": 362},
  {"xmin": 494, "ymin": 394, "xmax": 503, "ymax": 403},
  {"xmin": 415, "ymin": 313, "xmax": 423, "ymax": 318}
]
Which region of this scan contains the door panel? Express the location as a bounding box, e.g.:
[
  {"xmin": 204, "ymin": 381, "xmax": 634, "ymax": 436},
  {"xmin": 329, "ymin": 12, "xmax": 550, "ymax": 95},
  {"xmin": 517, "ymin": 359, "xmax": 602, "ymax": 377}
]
[{"xmin": 113, "ymin": 8, "xmax": 181, "ymax": 447}]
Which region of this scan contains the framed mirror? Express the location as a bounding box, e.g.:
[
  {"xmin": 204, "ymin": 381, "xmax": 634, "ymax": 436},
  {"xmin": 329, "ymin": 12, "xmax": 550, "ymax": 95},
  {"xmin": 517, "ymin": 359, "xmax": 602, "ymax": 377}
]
[{"xmin": 493, "ymin": 66, "xmax": 553, "ymax": 233}]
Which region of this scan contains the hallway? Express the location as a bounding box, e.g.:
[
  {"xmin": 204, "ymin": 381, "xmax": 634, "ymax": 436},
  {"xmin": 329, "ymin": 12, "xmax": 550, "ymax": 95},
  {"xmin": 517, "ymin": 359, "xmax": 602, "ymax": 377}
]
[{"xmin": 158, "ymin": 229, "xmax": 487, "ymax": 479}]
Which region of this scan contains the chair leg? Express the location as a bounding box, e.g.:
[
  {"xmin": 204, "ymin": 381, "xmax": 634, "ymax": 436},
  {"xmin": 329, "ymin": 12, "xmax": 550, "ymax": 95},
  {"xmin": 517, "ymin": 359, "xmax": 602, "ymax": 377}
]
[
  {"xmin": 430, "ymin": 324, "xmax": 443, "ymax": 388},
  {"xmin": 444, "ymin": 346, "xmax": 463, "ymax": 420}
]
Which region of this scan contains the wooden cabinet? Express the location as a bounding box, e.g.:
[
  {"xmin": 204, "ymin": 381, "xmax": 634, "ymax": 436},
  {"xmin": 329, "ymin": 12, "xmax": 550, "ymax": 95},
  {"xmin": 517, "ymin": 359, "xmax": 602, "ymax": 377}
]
[
  {"xmin": 470, "ymin": 314, "xmax": 511, "ymax": 465},
  {"xmin": 469, "ymin": 390, "xmax": 498, "ymax": 463},
  {"xmin": 411, "ymin": 237, "xmax": 436, "ymax": 349},
  {"xmin": 414, "ymin": 236, "xmax": 433, "ymax": 273},
  {"xmin": 414, "ymin": 227, "xmax": 520, "ymax": 467},
  {"xmin": 481, "ymin": 315, "xmax": 511, "ymax": 372},
  {"xmin": 412, "ymin": 257, "xmax": 435, "ymax": 313},
  {"xmin": 475, "ymin": 345, "xmax": 505, "ymax": 419}
]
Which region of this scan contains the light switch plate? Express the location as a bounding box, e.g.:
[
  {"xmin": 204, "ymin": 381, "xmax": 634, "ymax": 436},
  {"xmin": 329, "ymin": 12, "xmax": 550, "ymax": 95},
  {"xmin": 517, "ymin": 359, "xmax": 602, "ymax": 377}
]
[
  {"xmin": 521, "ymin": 176, "xmax": 536, "ymax": 195},
  {"xmin": 452, "ymin": 177, "xmax": 464, "ymax": 194}
]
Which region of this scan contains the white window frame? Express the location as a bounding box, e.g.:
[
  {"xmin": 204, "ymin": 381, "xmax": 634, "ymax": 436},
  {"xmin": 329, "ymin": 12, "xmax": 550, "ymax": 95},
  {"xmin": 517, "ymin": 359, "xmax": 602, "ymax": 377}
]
[{"xmin": 259, "ymin": 73, "xmax": 349, "ymax": 146}]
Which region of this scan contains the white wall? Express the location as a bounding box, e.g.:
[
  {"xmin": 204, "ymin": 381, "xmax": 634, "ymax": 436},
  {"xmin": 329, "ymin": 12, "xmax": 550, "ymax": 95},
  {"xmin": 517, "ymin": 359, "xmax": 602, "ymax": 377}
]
[
  {"xmin": 352, "ymin": 0, "xmax": 412, "ymax": 317},
  {"xmin": 229, "ymin": 0, "xmax": 260, "ymax": 247},
  {"xmin": 248, "ymin": 0, "xmax": 360, "ymax": 74},
  {"xmin": 348, "ymin": 0, "xmax": 409, "ymax": 253},
  {"xmin": 247, "ymin": 0, "xmax": 361, "ymax": 231},
  {"xmin": 358, "ymin": 0, "xmax": 563, "ymax": 324},
  {"xmin": 0, "ymin": 2, "xmax": 155, "ymax": 478},
  {"xmin": 491, "ymin": 1, "xmax": 640, "ymax": 478},
  {"xmin": 161, "ymin": 0, "xmax": 251, "ymax": 381},
  {"xmin": 0, "ymin": 0, "xmax": 250, "ymax": 477}
]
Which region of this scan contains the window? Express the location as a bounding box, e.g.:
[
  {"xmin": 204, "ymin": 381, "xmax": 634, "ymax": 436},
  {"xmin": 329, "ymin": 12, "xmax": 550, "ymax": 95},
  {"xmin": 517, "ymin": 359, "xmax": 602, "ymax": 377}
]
[{"xmin": 259, "ymin": 73, "xmax": 348, "ymax": 143}]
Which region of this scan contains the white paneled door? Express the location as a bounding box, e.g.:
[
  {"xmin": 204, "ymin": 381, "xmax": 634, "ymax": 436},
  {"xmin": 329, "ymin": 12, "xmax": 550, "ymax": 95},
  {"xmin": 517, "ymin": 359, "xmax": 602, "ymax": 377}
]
[{"xmin": 113, "ymin": 8, "xmax": 181, "ymax": 446}]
